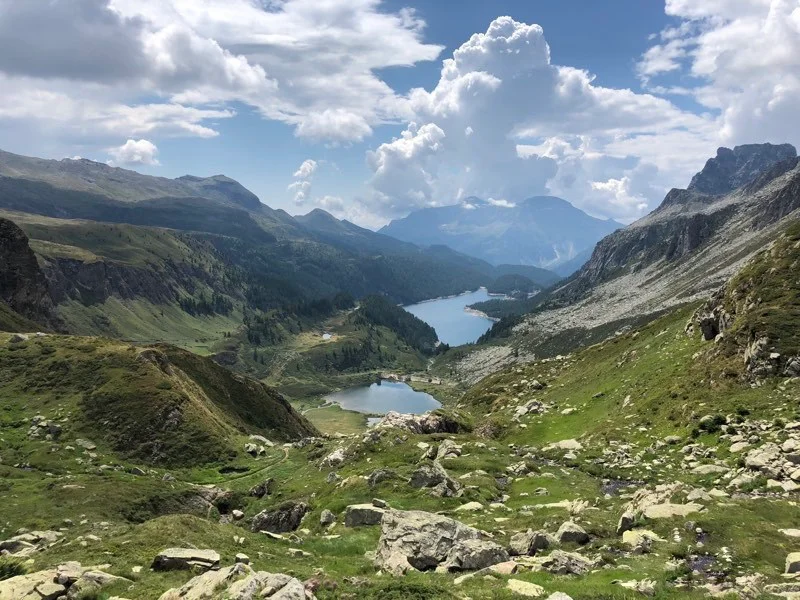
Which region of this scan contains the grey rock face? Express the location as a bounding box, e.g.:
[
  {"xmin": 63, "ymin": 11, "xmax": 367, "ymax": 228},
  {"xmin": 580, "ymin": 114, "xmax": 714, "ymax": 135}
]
[
  {"xmin": 251, "ymin": 502, "xmax": 309, "ymax": 533},
  {"xmin": 151, "ymin": 548, "xmax": 221, "ymax": 571},
  {"xmin": 689, "ymin": 144, "xmax": 797, "ymax": 196},
  {"xmin": 374, "ymin": 509, "xmax": 484, "ymax": 575},
  {"xmin": 509, "ymin": 530, "xmax": 553, "ymax": 556}
]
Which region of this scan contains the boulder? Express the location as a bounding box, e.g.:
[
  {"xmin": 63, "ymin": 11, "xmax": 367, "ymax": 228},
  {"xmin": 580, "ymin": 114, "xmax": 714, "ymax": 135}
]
[
  {"xmin": 556, "ymin": 521, "xmax": 589, "ymax": 545},
  {"xmin": 367, "ymin": 469, "xmax": 397, "ymax": 488},
  {"xmin": 0, "ymin": 569, "xmax": 58, "ymax": 600},
  {"xmin": 436, "ymin": 439, "xmax": 462, "ymax": 460},
  {"xmin": 506, "ymin": 579, "xmax": 546, "ymax": 597},
  {"xmin": 527, "ymin": 550, "xmax": 595, "ymax": 575},
  {"xmin": 691, "ymin": 464, "xmax": 728, "ymax": 475},
  {"xmin": 249, "ymin": 477, "xmax": 274, "ymax": 498},
  {"xmin": 158, "ymin": 564, "xmax": 312, "ymax": 600},
  {"xmin": 509, "ymin": 530, "xmax": 553, "ymax": 556},
  {"xmin": 643, "ymin": 503, "xmax": 703, "ymax": 519},
  {"xmin": 440, "ymin": 538, "xmax": 509, "ymax": 572},
  {"xmin": 616, "ymin": 511, "xmax": 636, "ymax": 535},
  {"xmin": 409, "ymin": 462, "xmax": 462, "ymax": 497},
  {"xmin": 151, "ymin": 548, "xmax": 220, "ymax": 571},
  {"xmin": 344, "ymin": 504, "xmax": 386, "ymax": 527},
  {"xmin": 374, "ymin": 509, "xmax": 482, "ymax": 575},
  {"xmin": 374, "ymin": 411, "xmax": 462, "ymax": 434},
  {"xmin": 787, "ymin": 552, "xmax": 800, "ymax": 574},
  {"xmin": 321, "ymin": 448, "xmax": 346, "ymax": 467},
  {"xmin": 320, "ymin": 510, "xmax": 336, "ymax": 526},
  {"xmin": 745, "ymin": 443, "xmax": 784, "ymax": 478},
  {"xmin": 543, "ymin": 439, "xmax": 583, "ymax": 452},
  {"xmin": 66, "ymin": 571, "xmax": 129, "ymax": 599},
  {"xmin": 251, "ymin": 502, "xmax": 309, "ymax": 533}
]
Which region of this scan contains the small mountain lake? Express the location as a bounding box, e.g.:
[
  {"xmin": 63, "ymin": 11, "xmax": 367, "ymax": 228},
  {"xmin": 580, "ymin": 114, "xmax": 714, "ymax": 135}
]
[
  {"xmin": 325, "ymin": 380, "xmax": 441, "ymax": 416},
  {"xmin": 404, "ymin": 287, "xmax": 499, "ymax": 346}
]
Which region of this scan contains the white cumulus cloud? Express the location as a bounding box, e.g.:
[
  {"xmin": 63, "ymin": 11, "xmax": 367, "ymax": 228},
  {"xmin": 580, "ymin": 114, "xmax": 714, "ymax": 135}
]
[{"xmin": 107, "ymin": 138, "xmax": 160, "ymax": 166}]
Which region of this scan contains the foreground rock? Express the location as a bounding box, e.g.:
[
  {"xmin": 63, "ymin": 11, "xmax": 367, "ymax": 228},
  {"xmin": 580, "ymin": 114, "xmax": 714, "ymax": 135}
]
[
  {"xmin": 375, "ymin": 411, "xmax": 463, "ymax": 434},
  {"xmin": 251, "ymin": 502, "xmax": 309, "ymax": 533},
  {"xmin": 375, "ymin": 509, "xmax": 507, "ymax": 575},
  {"xmin": 344, "ymin": 504, "xmax": 386, "ymax": 527},
  {"xmin": 0, "ymin": 563, "xmax": 128, "ymax": 600},
  {"xmin": 509, "ymin": 530, "xmax": 553, "ymax": 556},
  {"xmin": 158, "ymin": 564, "xmax": 313, "ymax": 600},
  {"xmin": 519, "ymin": 550, "xmax": 597, "ymax": 575},
  {"xmin": 151, "ymin": 548, "xmax": 221, "ymax": 571}
]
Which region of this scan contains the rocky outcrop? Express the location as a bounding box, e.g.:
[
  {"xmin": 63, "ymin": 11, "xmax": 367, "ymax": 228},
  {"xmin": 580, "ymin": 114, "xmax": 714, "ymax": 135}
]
[
  {"xmin": 158, "ymin": 563, "xmax": 313, "ymax": 600},
  {"xmin": 0, "ymin": 218, "xmax": 58, "ymax": 328},
  {"xmin": 251, "ymin": 502, "xmax": 309, "ymax": 533},
  {"xmin": 688, "ymin": 144, "xmax": 797, "ymax": 196},
  {"xmin": 151, "ymin": 548, "xmax": 221, "ymax": 571},
  {"xmin": 374, "ymin": 411, "xmax": 465, "ymax": 434},
  {"xmin": 0, "ymin": 562, "xmax": 128, "ymax": 600},
  {"xmin": 374, "ymin": 509, "xmax": 506, "ymax": 575}
]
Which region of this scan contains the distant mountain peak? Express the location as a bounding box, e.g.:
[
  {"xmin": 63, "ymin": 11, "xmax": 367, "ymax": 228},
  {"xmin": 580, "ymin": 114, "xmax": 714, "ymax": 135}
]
[
  {"xmin": 380, "ymin": 195, "xmax": 621, "ymax": 274},
  {"xmin": 688, "ymin": 143, "xmax": 797, "ymax": 196}
]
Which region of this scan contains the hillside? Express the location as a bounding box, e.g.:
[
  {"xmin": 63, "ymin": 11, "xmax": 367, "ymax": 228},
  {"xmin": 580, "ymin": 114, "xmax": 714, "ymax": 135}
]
[
  {"xmin": 1, "ymin": 239, "xmax": 798, "ymax": 599},
  {"xmin": 380, "ymin": 196, "xmax": 621, "ymax": 274},
  {"xmin": 0, "ymin": 332, "xmax": 316, "ymax": 467}
]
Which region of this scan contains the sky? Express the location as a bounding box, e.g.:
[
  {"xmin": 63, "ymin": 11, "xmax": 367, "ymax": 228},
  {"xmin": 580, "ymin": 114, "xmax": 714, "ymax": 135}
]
[{"xmin": 0, "ymin": 0, "xmax": 798, "ymax": 228}]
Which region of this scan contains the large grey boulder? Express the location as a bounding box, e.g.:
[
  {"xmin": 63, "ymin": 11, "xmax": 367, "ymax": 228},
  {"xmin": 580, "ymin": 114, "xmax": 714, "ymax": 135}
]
[
  {"xmin": 251, "ymin": 502, "xmax": 309, "ymax": 533},
  {"xmin": 151, "ymin": 548, "xmax": 221, "ymax": 571},
  {"xmin": 409, "ymin": 462, "xmax": 462, "ymax": 497},
  {"xmin": 344, "ymin": 504, "xmax": 386, "ymax": 527},
  {"xmin": 158, "ymin": 564, "xmax": 311, "ymax": 600},
  {"xmin": 527, "ymin": 550, "xmax": 596, "ymax": 575},
  {"xmin": 440, "ymin": 539, "xmax": 509, "ymax": 572},
  {"xmin": 249, "ymin": 477, "xmax": 274, "ymax": 498},
  {"xmin": 374, "ymin": 509, "xmax": 484, "ymax": 575},
  {"xmin": 556, "ymin": 521, "xmax": 589, "ymax": 545},
  {"xmin": 509, "ymin": 530, "xmax": 554, "ymax": 556}
]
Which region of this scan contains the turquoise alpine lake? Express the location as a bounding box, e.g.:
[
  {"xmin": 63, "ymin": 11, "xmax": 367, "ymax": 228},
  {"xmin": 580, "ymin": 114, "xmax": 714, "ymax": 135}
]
[
  {"xmin": 325, "ymin": 380, "xmax": 441, "ymax": 415},
  {"xmin": 404, "ymin": 287, "xmax": 498, "ymax": 346}
]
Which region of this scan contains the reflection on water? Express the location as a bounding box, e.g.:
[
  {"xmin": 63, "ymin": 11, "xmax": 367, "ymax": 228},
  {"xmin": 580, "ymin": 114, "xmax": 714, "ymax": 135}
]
[{"xmin": 325, "ymin": 380, "xmax": 441, "ymax": 415}]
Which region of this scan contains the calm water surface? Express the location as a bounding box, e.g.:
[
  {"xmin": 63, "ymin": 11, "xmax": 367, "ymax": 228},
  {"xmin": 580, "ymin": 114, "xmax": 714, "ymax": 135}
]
[
  {"xmin": 404, "ymin": 288, "xmax": 497, "ymax": 346},
  {"xmin": 325, "ymin": 381, "xmax": 441, "ymax": 415}
]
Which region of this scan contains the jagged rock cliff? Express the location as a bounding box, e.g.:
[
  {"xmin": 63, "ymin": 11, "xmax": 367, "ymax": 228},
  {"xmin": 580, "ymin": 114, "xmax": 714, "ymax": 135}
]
[
  {"xmin": 512, "ymin": 143, "xmax": 800, "ymax": 350},
  {"xmin": 0, "ymin": 218, "xmax": 58, "ymax": 329}
]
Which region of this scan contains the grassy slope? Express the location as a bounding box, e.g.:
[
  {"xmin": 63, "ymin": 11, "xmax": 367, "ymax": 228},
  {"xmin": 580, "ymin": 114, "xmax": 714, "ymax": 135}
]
[
  {"xmin": 0, "ymin": 302, "xmax": 42, "ymax": 333},
  {"xmin": 0, "ymin": 333, "xmax": 316, "ymax": 468}
]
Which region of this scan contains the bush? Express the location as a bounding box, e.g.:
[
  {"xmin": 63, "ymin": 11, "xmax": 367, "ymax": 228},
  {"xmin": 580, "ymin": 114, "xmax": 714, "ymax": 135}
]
[{"xmin": 0, "ymin": 556, "xmax": 27, "ymax": 581}]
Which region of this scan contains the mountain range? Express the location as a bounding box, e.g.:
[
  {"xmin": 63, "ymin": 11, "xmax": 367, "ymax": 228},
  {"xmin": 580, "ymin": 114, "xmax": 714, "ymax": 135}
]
[{"xmin": 380, "ymin": 196, "xmax": 621, "ymax": 275}]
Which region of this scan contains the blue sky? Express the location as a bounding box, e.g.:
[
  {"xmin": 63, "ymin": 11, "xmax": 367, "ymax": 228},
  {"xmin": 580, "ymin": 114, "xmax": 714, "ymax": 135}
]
[{"xmin": 0, "ymin": 0, "xmax": 798, "ymax": 227}]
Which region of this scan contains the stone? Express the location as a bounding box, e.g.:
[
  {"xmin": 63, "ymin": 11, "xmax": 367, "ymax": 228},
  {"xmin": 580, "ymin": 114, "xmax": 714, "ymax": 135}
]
[
  {"xmin": 56, "ymin": 562, "xmax": 84, "ymax": 586},
  {"xmin": 643, "ymin": 503, "xmax": 703, "ymax": 519},
  {"xmin": 9, "ymin": 334, "xmax": 29, "ymax": 344},
  {"xmin": 232, "ymin": 509, "xmax": 245, "ymax": 520},
  {"xmin": 614, "ymin": 579, "xmax": 657, "ymax": 596},
  {"xmin": 367, "ymin": 469, "xmax": 397, "ymax": 488},
  {"xmin": 787, "ymin": 552, "xmax": 800, "ymax": 574},
  {"xmin": 617, "ymin": 511, "xmax": 636, "ymax": 535},
  {"xmin": 691, "ymin": 464, "xmax": 728, "ymax": 475},
  {"xmin": 509, "ymin": 530, "xmax": 553, "ymax": 556},
  {"xmin": 320, "ymin": 509, "xmax": 336, "ymax": 526},
  {"xmin": 506, "ymin": 579, "xmax": 546, "ymax": 597},
  {"xmin": 374, "ymin": 509, "xmax": 482, "ymax": 575},
  {"xmin": 436, "ymin": 439, "xmax": 462, "ymax": 460},
  {"xmin": 344, "ymin": 504, "xmax": 386, "ymax": 527},
  {"xmin": 0, "ymin": 568, "xmax": 59, "ymax": 599},
  {"xmin": 158, "ymin": 564, "xmax": 310, "ymax": 600},
  {"xmin": 527, "ymin": 550, "xmax": 595, "ymax": 575},
  {"xmin": 745, "ymin": 443, "xmax": 783, "ymax": 478},
  {"xmin": 622, "ymin": 530, "xmax": 665, "ymax": 549},
  {"xmin": 67, "ymin": 571, "xmax": 129, "ymax": 598},
  {"xmin": 374, "ymin": 411, "xmax": 462, "ymax": 434},
  {"xmin": 251, "ymin": 502, "xmax": 309, "ymax": 533},
  {"xmin": 556, "ymin": 521, "xmax": 589, "ymax": 545},
  {"xmin": 543, "ymin": 439, "xmax": 583, "ymax": 452},
  {"xmin": 440, "ymin": 538, "xmax": 510, "ymax": 572},
  {"xmin": 235, "ymin": 553, "xmax": 250, "ymax": 564},
  {"xmin": 249, "ymin": 477, "xmax": 274, "ymax": 498},
  {"xmin": 546, "ymin": 594, "xmax": 574, "ymax": 600},
  {"xmin": 455, "ymin": 501, "xmax": 484, "ymax": 512},
  {"xmin": 321, "ymin": 448, "xmax": 346, "ymax": 467},
  {"xmin": 34, "ymin": 582, "xmax": 66, "ymax": 600},
  {"xmin": 409, "ymin": 462, "xmax": 461, "ymax": 497},
  {"xmin": 151, "ymin": 548, "xmax": 221, "ymax": 571},
  {"xmin": 729, "ymin": 441, "xmax": 750, "ymax": 453}
]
